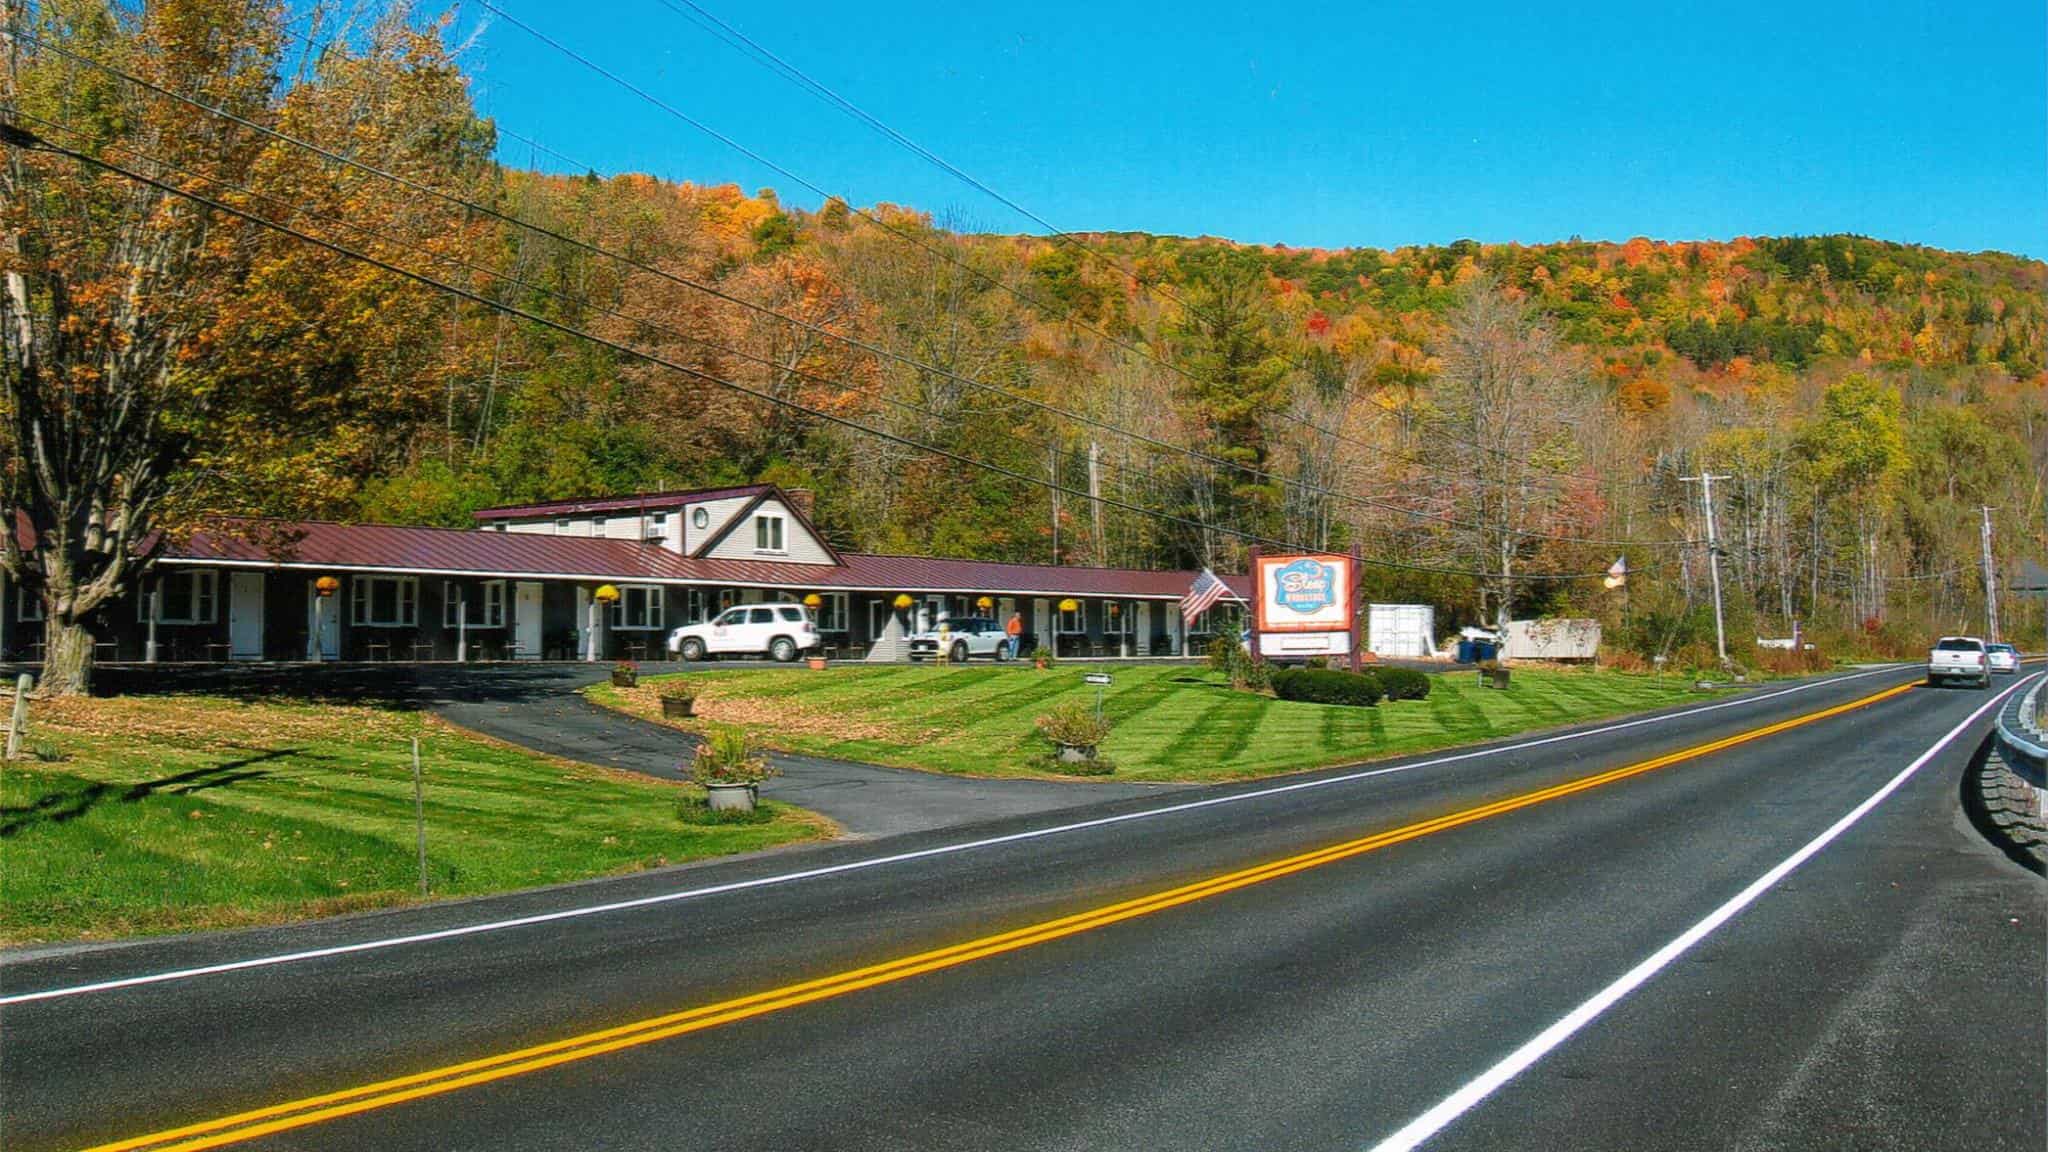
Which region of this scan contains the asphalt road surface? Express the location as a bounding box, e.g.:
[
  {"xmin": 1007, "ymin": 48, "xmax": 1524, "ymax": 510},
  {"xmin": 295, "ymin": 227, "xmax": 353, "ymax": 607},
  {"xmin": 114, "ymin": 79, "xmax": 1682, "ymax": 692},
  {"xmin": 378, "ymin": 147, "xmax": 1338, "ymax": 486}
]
[{"xmin": 3, "ymin": 666, "xmax": 2042, "ymax": 1151}]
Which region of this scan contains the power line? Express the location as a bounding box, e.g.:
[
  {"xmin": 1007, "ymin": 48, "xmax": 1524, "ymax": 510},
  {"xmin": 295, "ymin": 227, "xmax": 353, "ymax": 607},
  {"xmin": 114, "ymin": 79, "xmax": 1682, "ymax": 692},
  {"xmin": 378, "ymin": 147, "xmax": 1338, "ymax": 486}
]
[
  {"xmin": 15, "ymin": 30, "xmax": 1682, "ymax": 554},
  {"xmin": 478, "ymin": 1, "xmax": 1624, "ymax": 502},
  {"xmin": 638, "ymin": 0, "xmax": 1651, "ymax": 493},
  {"xmin": 4, "ymin": 118, "xmax": 1637, "ymax": 583}
]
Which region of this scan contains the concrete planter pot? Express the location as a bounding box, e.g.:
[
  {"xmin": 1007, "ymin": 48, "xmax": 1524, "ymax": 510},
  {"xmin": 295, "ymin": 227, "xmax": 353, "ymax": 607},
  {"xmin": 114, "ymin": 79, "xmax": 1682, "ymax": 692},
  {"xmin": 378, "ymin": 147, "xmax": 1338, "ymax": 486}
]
[
  {"xmin": 1055, "ymin": 742, "xmax": 1098, "ymax": 764},
  {"xmin": 704, "ymin": 782, "xmax": 758, "ymax": 813},
  {"xmin": 660, "ymin": 695, "xmax": 696, "ymax": 719}
]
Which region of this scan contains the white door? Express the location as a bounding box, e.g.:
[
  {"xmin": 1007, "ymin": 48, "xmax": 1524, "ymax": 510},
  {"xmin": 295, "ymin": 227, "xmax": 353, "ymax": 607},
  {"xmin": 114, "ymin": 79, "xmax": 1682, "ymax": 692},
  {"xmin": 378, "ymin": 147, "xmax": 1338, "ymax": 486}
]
[
  {"xmin": 1033, "ymin": 598, "xmax": 1052, "ymax": 652},
  {"xmin": 515, "ymin": 582, "xmax": 543, "ymax": 659},
  {"xmin": 575, "ymin": 586, "xmax": 592, "ymax": 659},
  {"xmin": 306, "ymin": 581, "xmax": 339, "ymax": 661},
  {"xmin": 229, "ymin": 572, "xmax": 265, "ymax": 660},
  {"xmin": 1136, "ymin": 602, "xmax": 1151, "ymax": 657},
  {"xmin": 868, "ymin": 599, "xmax": 889, "ymax": 645}
]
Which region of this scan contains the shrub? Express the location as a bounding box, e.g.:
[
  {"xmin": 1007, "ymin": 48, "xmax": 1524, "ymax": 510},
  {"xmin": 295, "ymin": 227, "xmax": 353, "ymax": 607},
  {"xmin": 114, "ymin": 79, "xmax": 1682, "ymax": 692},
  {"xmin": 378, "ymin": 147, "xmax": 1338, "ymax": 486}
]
[
  {"xmin": 1036, "ymin": 700, "xmax": 1111, "ymax": 747},
  {"xmin": 1271, "ymin": 667, "xmax": 1383, "ymax": 707},
  {"xmin": 688, "ymin": 726, "xmax": 779, "ymax": 787},
  {"xmin": 1375, "ymin": 667, "xmax": 1433, "ymax": 701}
]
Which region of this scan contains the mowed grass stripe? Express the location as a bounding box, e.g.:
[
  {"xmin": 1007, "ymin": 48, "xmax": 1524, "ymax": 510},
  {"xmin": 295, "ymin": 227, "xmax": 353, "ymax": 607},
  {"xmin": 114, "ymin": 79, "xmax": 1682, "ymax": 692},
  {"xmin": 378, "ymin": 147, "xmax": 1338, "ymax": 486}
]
[{"xmin": 628, "ymin": 665, "xmax": 1722, "ymax": 783}]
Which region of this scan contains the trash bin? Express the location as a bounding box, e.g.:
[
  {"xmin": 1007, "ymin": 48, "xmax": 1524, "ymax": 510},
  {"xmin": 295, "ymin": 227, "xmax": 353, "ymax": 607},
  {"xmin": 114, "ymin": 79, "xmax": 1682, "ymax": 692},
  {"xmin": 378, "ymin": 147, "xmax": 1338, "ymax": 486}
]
[
  {"xmin": 1456, "ymin": 639, "xmax": 1476, "ymax": 664},
  {"xmin": 1474, "ymin": 640, "xmax": 1498, "ymax": 662}
]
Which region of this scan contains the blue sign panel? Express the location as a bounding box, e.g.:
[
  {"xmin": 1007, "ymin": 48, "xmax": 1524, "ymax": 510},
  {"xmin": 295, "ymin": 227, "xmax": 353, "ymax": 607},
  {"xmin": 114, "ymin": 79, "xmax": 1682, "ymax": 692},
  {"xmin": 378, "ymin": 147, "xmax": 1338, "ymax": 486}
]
[{"xmin": 1271, "ymin": 558, "xmax": 1338, "ymax": 615}]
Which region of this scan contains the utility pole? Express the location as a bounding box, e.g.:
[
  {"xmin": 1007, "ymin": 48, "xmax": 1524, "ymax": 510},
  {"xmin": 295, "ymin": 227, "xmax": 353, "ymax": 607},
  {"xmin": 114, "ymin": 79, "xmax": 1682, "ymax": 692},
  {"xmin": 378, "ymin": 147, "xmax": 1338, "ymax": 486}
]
[
  {"xmin": 1087, "ymin": 441, "xmax": 1106, "ymax": 567},
  {"xmin": 1977, "ymin": 506, "xmax": 1996, "ymax": 641},
  {"xmin": 1048, "ymin": 443, "xmax": 1060, "ymax": 565},
  {"xmin": 1682, "ymin": 473, "xmax": 1732, "ymax": 665}
]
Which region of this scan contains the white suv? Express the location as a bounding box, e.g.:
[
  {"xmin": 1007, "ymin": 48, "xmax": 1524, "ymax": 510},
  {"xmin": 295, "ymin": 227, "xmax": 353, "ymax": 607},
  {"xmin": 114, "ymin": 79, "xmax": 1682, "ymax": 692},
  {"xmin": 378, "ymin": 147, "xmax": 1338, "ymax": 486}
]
[{"xmin": 668, "ymin": 603, "xmax": 819, "ymax": 662}]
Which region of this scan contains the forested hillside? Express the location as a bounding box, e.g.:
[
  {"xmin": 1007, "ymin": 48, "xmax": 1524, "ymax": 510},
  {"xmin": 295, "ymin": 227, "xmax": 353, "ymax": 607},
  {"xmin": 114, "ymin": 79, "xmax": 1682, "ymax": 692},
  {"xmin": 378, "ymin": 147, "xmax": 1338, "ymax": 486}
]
[{"xmin": 6, "ymin": 0, "xmax": 2045, "ymax": 673}]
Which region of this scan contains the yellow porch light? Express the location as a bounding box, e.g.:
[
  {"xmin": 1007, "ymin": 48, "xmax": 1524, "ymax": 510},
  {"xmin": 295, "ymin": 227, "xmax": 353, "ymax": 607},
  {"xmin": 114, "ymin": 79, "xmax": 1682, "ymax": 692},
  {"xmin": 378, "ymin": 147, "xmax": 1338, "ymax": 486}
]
[
  {"xmin": 593, "ymin": 584, "xmax": 621, "ymax": 603},
  {"xmin": 313, "ymin": 576, "xmax": 341, "ymax": 598}
]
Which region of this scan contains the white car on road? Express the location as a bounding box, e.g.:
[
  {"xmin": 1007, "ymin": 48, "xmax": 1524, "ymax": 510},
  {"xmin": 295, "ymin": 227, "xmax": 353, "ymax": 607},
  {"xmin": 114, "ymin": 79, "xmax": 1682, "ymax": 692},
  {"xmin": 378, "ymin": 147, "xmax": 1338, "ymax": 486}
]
[
  {"xmin": 1926, "ymin": 636, "xmax": 1991, "ymax": 689},
  {"xmin": 1987, "ymin": 642, "xmax": 2020, "ymax": 675},
  {"xmin": 668, "ymin": 603, "xmax": 819, "ymax": 662}
]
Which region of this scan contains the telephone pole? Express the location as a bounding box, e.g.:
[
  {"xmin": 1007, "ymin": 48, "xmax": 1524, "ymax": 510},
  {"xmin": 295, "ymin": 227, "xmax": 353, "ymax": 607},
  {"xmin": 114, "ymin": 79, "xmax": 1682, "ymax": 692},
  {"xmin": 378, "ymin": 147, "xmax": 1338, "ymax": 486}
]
[
  {"xmin": 1681, "ymin": 473, "xmax": 1732, "ymax": 665},
  {"xmin": 1980, "ymin": 505, "xmax": 1999, "ymax": 643}
]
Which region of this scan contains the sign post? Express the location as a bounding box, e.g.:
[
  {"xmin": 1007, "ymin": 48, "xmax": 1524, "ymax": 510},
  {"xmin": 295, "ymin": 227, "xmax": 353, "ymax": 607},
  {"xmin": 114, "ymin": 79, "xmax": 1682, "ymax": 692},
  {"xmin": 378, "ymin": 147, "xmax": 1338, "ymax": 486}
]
[
  {"xmin": 1083, "ymin": 672, "xmax": 1112, "ymax": 722},
  {"xmin": 1252, "ymin": 553, "xmax": 1358, "ymax": 663}
]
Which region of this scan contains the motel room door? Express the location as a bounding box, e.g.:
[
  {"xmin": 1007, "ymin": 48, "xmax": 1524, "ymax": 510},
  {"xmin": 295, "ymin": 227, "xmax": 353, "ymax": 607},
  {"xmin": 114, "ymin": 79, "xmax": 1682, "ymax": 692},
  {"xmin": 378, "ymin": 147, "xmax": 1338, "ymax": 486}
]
[
  {"xmin": 228, "ymin": 572, "xmax": 265, "ymax": 661},
  {"xmin": 515, "ymin": 582, "xmax": 543, "ymax": 659},
  {"xmin": 1134, "ymin": 602, "xmax": 1151, "ymax": 657},
  {"xmin": 305, "ymin": 580, "xmax": 340, "ymax": 661},
  {"xmin": 1032, "ymin": 599, "xmax": 1052, "ymax": 654}
]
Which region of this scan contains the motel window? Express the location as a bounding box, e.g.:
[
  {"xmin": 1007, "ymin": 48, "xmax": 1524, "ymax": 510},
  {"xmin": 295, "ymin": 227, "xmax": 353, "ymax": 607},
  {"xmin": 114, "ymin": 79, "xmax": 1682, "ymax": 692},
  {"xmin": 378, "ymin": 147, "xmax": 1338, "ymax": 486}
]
[
  {"xmin": 1058, "ymin": 601, "xmax": 1088, "ymax": 635},
  {"xmin": 814, "ymin": 592, "xmax": 847, "ymax": 632},
  {"xmin": 593, "ymin": 516, "xmax": 608, "ymax": 535},
  {"xmin": 717, "ymin": 588, "xmax": 737, "ymax": 612},
  {"xmin": 555, "ymin": 517, "xmax": 572, "ymax": 534},
  {"xmin": 686, "ymin": 588, "xmax": 710, "ymax": 624},
  {"xmin": 138, "ymin": 570, "xmax": 218, "ymax": 625},
  {"xmin": 15, "ymin": 584, "xmax": 45, "ymax": 622},
  {"xmin": 491, "ymin": 521, "xmax": 507, "ymax": 532},
  {"xmin": 608, "ymin": 585, "xmax": 664, "ymax": 630},
  {"xmin": 351, "ymin": 576, "xmax": 418, "ymax": 628},
  {"xmin": 442, "ymin": 580, "xmax": 505, "ymax": 628},
  {"xmin": 647, "ymin": 512, "xmax": 668, "ymax": 540},
  {"xmin": 754, "ymin": 514, "xmax": 785, "ymax": 553}
]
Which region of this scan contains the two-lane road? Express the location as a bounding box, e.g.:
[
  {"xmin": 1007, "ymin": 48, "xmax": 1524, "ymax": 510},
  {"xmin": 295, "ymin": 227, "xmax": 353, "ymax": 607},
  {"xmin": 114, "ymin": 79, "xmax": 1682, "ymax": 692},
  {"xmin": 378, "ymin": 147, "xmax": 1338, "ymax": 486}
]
[{"xmin": 3, "ymin": 667, "xmax": 2041, "ymax": 1150}]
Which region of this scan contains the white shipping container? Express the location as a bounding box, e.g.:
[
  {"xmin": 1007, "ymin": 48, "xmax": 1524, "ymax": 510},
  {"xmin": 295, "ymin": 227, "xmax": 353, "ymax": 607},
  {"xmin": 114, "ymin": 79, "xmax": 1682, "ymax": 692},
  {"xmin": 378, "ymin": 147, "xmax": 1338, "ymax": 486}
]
[{"xmin": 1368, "ymin": 603, "xmax": 1436, "ymax": 658}]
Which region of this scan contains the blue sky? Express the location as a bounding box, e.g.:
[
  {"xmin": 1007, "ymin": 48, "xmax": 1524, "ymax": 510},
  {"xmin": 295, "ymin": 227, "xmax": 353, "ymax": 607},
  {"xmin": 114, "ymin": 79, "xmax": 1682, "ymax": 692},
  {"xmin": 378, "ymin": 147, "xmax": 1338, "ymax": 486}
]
[{"xmin": 458, "ymin": 1, "xmax": 2048, "ymax": 258}]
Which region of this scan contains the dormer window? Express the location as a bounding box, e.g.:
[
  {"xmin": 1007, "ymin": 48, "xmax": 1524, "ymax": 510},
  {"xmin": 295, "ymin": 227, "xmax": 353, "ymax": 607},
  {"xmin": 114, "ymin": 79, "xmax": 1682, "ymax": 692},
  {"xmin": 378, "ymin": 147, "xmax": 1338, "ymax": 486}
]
[
  {"xmin": 555, "ymin": 517, "xmax": 571, "ymax": 533},
  {"xmin": 691, "ymin": 507, "xmax": 710, "ymax": 529},
  {"xmin": 592, "ymin": 516, "xmax": 607, "ymax": 534},
  {"xmin": 647, "ymin": 512, "xmax": 668, "ymax": 540},
  {"xmin": 754, "ymin": 514, "xmax": 786, "ymax": 553}
]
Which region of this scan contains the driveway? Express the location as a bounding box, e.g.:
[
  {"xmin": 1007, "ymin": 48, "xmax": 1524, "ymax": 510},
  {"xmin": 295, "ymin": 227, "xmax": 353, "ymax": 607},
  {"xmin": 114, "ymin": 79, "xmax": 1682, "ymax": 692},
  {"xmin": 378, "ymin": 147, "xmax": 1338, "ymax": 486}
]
[{"xmin": 83, "ymin": 661, "xmax": 1179, "ymax": 838}]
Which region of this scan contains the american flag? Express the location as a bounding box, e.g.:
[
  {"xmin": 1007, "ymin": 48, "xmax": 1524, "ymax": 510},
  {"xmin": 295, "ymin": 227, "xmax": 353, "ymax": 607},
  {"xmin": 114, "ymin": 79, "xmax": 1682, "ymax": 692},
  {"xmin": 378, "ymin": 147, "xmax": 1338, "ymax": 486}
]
[{"xmin": 1181, "ymin": 568, "xmax": 1231, "ymax": 625}]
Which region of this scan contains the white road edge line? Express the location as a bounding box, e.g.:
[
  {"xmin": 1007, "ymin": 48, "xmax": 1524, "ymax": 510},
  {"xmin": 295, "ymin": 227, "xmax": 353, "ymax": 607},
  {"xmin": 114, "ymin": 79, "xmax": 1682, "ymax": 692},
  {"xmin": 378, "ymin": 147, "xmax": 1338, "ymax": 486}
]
[
  {"xmin": 1367, "ymin": 669, "xmax": 2039, "ymax": 1152},
  {"xmin": 0, "ymin": 665, "xmax": 1907, "ymax": 1005}
]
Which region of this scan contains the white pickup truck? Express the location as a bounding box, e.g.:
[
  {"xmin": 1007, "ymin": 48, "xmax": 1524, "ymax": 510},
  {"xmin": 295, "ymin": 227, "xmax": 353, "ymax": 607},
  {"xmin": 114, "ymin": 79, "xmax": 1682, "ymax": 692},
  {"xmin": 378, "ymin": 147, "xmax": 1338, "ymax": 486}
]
[{"xmin": 1926, "ymin": 636, "xmax": 1992, "ymax": 689}]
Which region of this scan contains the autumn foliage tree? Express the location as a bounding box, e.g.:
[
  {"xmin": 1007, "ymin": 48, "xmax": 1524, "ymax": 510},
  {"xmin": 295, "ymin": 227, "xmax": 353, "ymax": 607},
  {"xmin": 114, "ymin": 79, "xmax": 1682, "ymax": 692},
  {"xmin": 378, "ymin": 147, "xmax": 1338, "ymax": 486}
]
[{"xmin": 1, "ymin": 0, "xmax": 489, "ymax": 693}]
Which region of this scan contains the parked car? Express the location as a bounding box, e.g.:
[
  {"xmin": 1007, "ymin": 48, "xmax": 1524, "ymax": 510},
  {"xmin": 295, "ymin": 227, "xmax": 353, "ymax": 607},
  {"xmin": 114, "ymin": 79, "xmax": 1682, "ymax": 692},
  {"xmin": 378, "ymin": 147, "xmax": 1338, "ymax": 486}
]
[
  {"xmin": 1987, "ymin": 642, "xmax": 2020, "ymax": 675},
  {"xmin": 668, "ymin": 603, "xmax": 819, "ymax": 662},
  {"xmin": 1926, "ymin": 635, "xmax": 1991, "ymax": 689},
  {"xmin": 907, "ymin": 617, "xmax": 1014, "ymax": 662}
]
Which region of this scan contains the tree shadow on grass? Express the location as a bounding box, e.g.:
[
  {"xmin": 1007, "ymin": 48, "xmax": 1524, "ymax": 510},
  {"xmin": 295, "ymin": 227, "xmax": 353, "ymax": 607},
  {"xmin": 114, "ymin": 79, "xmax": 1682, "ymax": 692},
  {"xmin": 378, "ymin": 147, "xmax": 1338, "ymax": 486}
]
[{"xmin": 0, "ymin": 748, "xmax": 300, "ymax": 838}]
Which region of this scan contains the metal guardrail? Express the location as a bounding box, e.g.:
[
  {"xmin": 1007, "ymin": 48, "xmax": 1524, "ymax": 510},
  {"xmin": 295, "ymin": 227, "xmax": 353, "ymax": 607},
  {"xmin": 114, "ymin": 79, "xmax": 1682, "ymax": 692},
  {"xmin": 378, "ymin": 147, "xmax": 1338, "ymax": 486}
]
[{"xmin": 1992, "ymin": 674, "xmax": 2047, "ymax": 791}]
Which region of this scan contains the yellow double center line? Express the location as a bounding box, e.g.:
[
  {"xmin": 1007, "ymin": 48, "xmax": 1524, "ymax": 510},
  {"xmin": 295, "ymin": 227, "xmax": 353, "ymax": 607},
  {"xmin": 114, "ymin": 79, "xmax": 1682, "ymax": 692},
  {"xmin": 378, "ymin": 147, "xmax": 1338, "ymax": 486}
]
[{"xmin": 86, "ymin": 680, "xmax": 1914, "ymax": 1152}]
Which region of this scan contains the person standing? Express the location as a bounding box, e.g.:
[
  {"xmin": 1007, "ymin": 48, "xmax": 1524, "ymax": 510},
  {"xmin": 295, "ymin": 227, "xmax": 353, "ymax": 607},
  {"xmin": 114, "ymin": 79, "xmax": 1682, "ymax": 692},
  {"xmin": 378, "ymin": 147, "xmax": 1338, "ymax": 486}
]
[{"xmin": 1004, "ymin": 611, "xmax": 1024, "ymax": 660}]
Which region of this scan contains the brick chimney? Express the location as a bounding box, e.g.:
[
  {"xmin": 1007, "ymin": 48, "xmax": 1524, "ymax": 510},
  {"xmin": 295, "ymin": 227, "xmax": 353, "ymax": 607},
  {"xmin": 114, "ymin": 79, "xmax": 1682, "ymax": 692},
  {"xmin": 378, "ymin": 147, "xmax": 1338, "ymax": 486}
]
[{"xmin": 784, "ymin": 487, "xmax": 815, "ymax": 521}]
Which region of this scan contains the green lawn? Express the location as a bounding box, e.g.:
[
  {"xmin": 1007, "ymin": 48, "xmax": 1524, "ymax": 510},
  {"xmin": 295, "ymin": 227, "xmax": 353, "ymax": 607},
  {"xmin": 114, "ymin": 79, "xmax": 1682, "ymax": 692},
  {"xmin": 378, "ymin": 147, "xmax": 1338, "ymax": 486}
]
[
  {"xmin": 0, "ymin": 695, "xmax": 825, "ymax": 946},
  {"xmin": 594, "ymin": 664, "xmax": 1720, "ymax": 783}
]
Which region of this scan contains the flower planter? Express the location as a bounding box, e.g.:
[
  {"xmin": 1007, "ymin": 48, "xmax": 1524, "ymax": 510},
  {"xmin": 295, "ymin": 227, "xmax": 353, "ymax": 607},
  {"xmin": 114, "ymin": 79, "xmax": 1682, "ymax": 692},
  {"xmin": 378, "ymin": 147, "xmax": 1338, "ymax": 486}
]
[
  {"xmin": 660, "ymin": 696, "xmax": 696, "ymax": 719},
  {"xmin": 704, "ymin": 782, "xmax": 757, "ymax": 813},
  {"xmin": 806, "ymin": 656, "xmax": 828, "ymax": 671},
  {"xmin": 612, "ymin": 670, "xmax": 638, "ymax": 688}
]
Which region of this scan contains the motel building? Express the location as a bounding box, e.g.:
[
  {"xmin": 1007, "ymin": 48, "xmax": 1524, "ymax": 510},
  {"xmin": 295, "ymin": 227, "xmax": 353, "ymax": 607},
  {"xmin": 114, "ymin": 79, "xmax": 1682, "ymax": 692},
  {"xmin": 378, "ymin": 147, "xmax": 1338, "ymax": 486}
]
[{"xmin": 0, "ymin": 486, "xmax": 1251, "ymax": 666}]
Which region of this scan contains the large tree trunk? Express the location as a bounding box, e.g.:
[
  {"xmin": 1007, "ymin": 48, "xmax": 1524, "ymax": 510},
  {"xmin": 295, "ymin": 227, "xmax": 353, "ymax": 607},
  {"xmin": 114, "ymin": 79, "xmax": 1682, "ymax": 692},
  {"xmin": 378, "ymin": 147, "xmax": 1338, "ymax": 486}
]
[{"xmin": 37, "ymin": 613, "xmax": 96, "ymax": 697}]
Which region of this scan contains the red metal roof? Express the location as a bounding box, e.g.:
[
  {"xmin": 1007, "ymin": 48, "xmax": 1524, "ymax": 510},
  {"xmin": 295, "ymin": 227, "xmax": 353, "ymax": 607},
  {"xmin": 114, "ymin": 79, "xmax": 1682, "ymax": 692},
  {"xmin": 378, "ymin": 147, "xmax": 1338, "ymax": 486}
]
[
  {"xmin": 167, "ymin": 520, "xmax": 703, "ymax": 581},
  {"xmin": 471, "ymin": 485, "xmax": 772, "ymax": 520},
  {"xmin": 13, "ymin": 510, "xmax": 1249, "ymax": 601}
]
